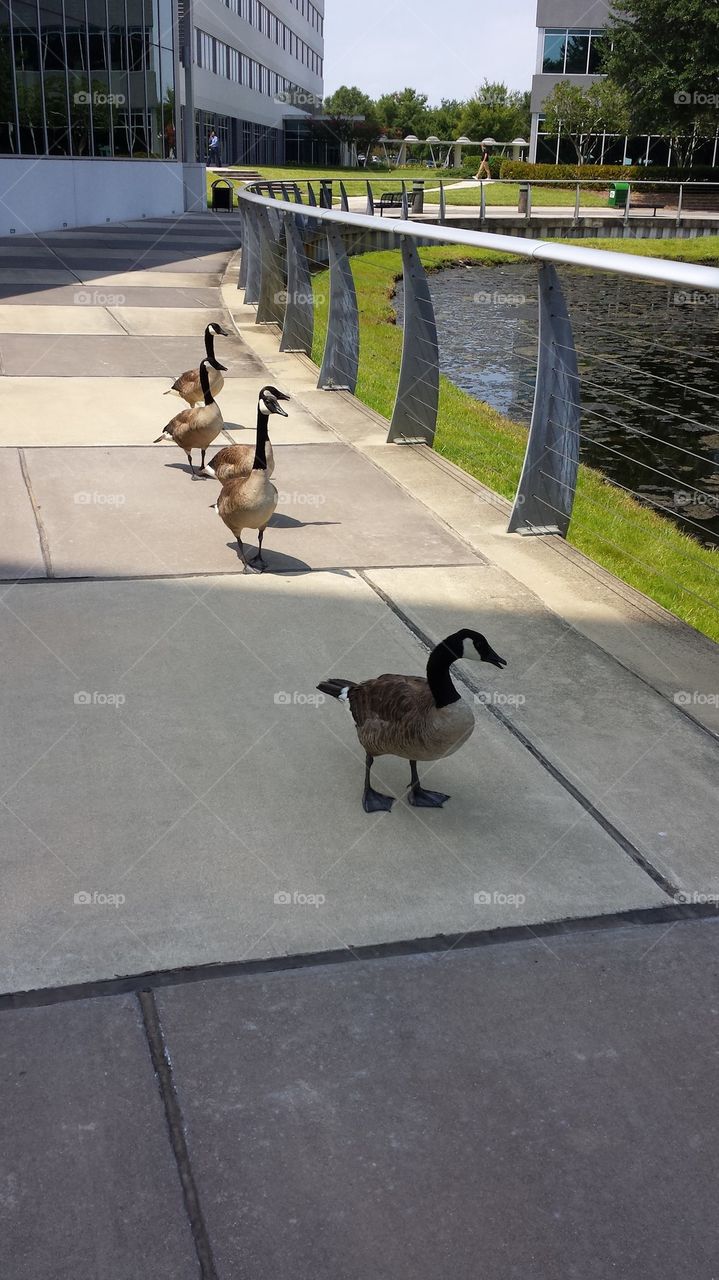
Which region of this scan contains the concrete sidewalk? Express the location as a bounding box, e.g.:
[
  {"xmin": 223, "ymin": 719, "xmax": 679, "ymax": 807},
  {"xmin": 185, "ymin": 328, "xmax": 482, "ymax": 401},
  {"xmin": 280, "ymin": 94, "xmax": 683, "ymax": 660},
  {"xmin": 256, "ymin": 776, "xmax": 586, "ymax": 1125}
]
[{"xmin": 1, "ymin": 211, "xmax": 718, "ymax": 1280}]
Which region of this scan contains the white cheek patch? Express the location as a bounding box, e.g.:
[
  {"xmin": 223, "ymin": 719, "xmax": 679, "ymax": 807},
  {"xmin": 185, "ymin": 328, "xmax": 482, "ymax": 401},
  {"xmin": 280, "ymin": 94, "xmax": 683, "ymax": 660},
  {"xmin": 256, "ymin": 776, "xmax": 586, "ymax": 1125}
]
[
  {"xmin": 462, "ymin": 638, "xmax": 481, "ymax": 661},
  {"xmin": 258, "ymin": 401, "xmax": 270, "ymax": 415}
]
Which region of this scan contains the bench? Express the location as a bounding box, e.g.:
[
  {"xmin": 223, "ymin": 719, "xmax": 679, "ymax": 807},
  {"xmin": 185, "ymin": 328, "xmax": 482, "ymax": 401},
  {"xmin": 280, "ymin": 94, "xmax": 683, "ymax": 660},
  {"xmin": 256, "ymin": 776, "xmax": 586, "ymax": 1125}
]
[
  {"xmin": 377, "ymin": 191, "xmax": 404, "ymax": 216},
  {"xmin": 259, "ymin": 180, "xmax": 303, "ymax": 200}
]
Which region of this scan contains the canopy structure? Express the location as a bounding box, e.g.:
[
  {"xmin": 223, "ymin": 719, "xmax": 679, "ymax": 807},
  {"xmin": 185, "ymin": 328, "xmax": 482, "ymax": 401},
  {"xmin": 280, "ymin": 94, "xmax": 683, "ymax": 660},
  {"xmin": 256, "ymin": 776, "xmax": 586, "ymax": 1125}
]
[{"xmin": 376, "ymin": 134, "xmax": 530, "ymax": 168}]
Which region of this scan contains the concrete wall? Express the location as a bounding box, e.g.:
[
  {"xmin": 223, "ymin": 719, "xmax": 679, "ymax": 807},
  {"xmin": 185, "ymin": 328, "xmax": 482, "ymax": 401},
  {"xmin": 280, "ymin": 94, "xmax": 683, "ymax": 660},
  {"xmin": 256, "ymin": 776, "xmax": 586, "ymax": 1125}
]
[
  {"xmin": 536, "ymin": 0, "xmax": 608, "ymax": 24},
  {"xmin": 0, "ymin": 158, "xmax": 206, "ymax": 236}
]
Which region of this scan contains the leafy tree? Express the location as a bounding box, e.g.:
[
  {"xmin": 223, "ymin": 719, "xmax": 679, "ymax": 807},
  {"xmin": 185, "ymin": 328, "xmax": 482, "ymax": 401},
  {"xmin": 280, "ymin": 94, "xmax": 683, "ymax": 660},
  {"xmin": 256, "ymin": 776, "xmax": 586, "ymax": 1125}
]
[
  {"xmin": 458, "ymin": 81, "xmax": 530, "ymax": 141},
  {"xmin": 375, "ymin": 87, "xmax": 429, "ymax": 138},
  {"xmin": 604, "ymin": 0, "xmax": 719, "ymax": 167},
  {"xmin": 424, "ymin": 98, "xmax": 464, "ymax": 140},
  {"xmin": 542, "ymin": 79, "xmax": 630, "ymax": 164},
  {"xmin": 323, "ymin": 85, "xmax": 376, "ymax": 120}
]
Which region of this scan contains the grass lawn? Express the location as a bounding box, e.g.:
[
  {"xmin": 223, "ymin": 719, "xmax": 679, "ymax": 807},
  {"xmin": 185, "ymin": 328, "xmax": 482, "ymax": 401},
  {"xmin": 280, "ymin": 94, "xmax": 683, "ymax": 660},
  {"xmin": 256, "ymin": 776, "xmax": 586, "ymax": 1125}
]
[
  {"xmin": 443, "ymin": 182, "xmax": 609, "ymax": 208},
  {"xmin": 206, "ymin": 165, "xmax": 435, "ymax": 203},
  {"xmin": 307, "ymin": 238, "xmax": 719, "ymax": 642}
]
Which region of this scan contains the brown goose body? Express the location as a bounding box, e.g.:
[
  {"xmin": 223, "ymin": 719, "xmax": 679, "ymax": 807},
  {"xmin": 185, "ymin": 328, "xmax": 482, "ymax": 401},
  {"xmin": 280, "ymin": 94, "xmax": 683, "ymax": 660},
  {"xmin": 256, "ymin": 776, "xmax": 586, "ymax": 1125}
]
[
  {"xmin": 318, "ymin": 629, "xmax": 507, "ymax": 812},
  {"xmin": 216, "ymin": 471, "xmax": 278, "ymax": 539},
  {"xmin": 155, "ymin": 358, "xmax": 223, "ymax": 477},
  {"xmin": 347, "ymin": 675, "xmax": 475, "ymax": 762},
  {"xmin": 167, "ymin": 364, "xmax": 224, "ymax": 407},
  {"xmin": 205, "ymin": 440, "xmax": 275, "ymax": 482}
]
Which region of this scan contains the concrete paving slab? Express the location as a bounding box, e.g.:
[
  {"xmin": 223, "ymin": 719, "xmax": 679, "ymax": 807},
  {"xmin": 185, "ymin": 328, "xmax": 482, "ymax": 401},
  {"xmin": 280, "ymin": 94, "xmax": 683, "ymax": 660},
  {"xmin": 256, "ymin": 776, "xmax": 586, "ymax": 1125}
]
[
  {"xmin": 364, "ymin": 565, "xmax": 719, "ymax": 894},
  {"xmin": 73, "ymin": 270, "xmax": 222, "ymax": 288},
  {"xmin": 0, "ymin": 573, "xmax": 664, "ymax": 993},
  {"xmin": 156, "ymin": 917, "xmax": 719, "ymax": 1280},
  {"xmin": 0, "ymin": 268, "xmax": 79, "ymax": 285},
  {"xmin": 0, "ymin": 995, "xmax": 197, "ymax": 1280},
  {"xmin": 0, "ymin": 285, "xmax": 222, "ymax": 308},
  {"xmin": 0, "ymin": 304, "xmax": 126, "ymax": 334},
  {"xmin": 0, "ymin": 378, "xmax": 331, "ymax": 446},
  {"xmin": 18, "ymin": 445, "xmax": 482, "ymax": 577},
  {"xmin": 0, "ymin": 334, "xmax": 265, "ymax": 377},
  {"xmin": 0, "ymin": 451, "xmax": 45, "ymax": 578},
  {"xmin": 108, "ymin": 306, "xmax": 228, "ymax": 335}
]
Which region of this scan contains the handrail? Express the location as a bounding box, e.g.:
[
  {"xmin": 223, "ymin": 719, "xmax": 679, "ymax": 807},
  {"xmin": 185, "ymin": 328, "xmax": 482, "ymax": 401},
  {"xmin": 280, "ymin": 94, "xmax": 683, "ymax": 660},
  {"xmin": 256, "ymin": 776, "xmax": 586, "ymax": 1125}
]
[
  {"xmin": 236, "ymin": 181, "xmax": 719, "ymax": 555},
  {"xmin": 238, "ymin": 185, "xmax": 719, "ymax": 289}
]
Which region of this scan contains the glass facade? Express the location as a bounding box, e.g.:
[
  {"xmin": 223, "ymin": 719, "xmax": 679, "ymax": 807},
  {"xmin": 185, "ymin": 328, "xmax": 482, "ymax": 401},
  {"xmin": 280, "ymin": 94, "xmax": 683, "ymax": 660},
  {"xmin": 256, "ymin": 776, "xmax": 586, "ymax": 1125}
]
[
  {"xmin": 0, "ymin": 0, "xmax": 178, "ymax": 156},
  {"xmin": 542, "ymin": 28, "xmax": 606, "ymax": 76}
]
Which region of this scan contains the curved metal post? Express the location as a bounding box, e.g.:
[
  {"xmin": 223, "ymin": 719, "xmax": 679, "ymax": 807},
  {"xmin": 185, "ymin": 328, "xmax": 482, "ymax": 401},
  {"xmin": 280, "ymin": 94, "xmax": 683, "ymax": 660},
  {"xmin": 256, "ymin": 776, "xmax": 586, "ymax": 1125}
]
[
  {"xmin": 401, "ymin": 181, "xmax": 408, "ymax": 220},
  {"xmin": 438, "ymin": 180, "xmax": 446, "ymax": 225},
  {"xmin": 243, "ymin": 206, "xmax": 262, "ymax": 305},
  {"xmin": 366, "ymin": 180, "xmax": 375, "ymax": 216},
  {"xmin": 339, "ymin": 181, "xmax": 349, "ymax": 212},
  {"xmin": 318, "ymin": 226, "xmax": 359, "ymax": 392},
  {"xmin": 507, "ymin": 264, "xmax": 580, "ymax": 536},
  {"xmin": 307, "ymin": 183, "xmax": 317, "ymax": 206},
  {"xmin": 280, "ymin": 213, "xmax": 314, "ymax": 355},
  {"xmin": 237, "ymin": 206, "xmax": 248, "ymax": 290},
  {"xmin": 479, "ymin": 182, "xmax": 486, "ymax": 224},
  {"xmin": 388, "ymin": 238, "xmax": 439, "ymax": 445},
  {"xmin": 255, "ymin": 205, "xmax": 286, "ymax": 326}
]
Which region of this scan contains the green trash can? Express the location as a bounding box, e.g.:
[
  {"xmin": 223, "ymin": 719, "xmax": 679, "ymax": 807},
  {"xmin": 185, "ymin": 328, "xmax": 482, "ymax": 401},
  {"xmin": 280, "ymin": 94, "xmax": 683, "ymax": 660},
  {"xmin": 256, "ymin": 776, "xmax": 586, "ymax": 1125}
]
[{"xmin": 608, "ymin": 181, "xmax": 629, "ymax": 208}]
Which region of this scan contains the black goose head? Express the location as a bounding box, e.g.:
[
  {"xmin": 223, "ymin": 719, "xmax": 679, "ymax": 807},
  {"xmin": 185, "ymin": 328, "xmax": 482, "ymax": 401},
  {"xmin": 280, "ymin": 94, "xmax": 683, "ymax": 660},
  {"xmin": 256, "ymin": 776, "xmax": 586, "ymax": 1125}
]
[
  {"xmin": 205, "ymin": 322, "xmax": 230, "ymax": 371},
  {"xmin": 441, "ymin": 629, "xmax": 507, "ymax": 669},
  {"xmin": 258, "ymin": 385, "xmax": 290, "ymax": 418}
]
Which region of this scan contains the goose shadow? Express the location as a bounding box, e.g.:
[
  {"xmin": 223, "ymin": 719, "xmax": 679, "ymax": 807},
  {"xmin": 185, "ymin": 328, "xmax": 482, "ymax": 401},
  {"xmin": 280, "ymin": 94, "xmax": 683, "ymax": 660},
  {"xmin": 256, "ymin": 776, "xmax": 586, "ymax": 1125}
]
[
  {"xmin": 222, "ymin": 543, "xmax": 313, "ymax": 573},
  {"xmin": 269, "ymin": 513, "xmax": 340, "ymax": 529}
]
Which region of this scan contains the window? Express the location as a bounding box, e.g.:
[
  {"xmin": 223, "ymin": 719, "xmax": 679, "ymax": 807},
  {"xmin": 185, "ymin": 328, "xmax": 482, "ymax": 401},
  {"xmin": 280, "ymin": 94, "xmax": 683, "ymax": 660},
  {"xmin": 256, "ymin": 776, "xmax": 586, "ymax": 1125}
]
[
  {"xmin": 542, "ymin": 28, "xmax": 605, "ymax": 75},
  {"xmin": 542, "ymin": 30, "xmax": 565, "ymax": 74}
]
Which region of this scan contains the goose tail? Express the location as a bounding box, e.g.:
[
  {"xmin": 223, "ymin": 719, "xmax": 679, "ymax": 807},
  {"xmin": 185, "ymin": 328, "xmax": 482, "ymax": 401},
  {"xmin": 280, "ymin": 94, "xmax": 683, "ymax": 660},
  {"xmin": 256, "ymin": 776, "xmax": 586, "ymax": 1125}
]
[{"xmin": 317, "ymin": 679, "xmax": 355, "ymax": 702}]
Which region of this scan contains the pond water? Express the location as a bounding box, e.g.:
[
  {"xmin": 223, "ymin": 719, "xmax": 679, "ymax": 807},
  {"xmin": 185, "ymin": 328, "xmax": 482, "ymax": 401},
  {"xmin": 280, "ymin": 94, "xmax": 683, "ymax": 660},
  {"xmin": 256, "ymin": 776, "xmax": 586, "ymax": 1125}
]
[{"xmin": 395, "ymin": 262, "xmax": 719, "ymax": 548}]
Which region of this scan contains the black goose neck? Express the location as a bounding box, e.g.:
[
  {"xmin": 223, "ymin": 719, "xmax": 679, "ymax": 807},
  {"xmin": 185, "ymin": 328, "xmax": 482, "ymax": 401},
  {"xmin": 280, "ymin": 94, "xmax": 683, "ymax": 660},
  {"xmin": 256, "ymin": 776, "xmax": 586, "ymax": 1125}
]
[
  {"xmin": 252, "ymin": 411, "xmax": 269, "ymax": 471},
  {"xmin": 426, "ymin": 642, "xmax": 461, "ymax": 708},
  {"xmin": 199, "ymin": 363, "xmax": 214, "ymax": 407},
  {"xmin": 204, "ymin": 329, "xmax": 222, "ymax": 370}
]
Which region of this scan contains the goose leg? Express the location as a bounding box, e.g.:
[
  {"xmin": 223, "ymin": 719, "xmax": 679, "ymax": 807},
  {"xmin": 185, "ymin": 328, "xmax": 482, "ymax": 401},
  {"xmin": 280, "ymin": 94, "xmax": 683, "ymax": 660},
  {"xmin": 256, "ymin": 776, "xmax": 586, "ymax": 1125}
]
[
  {"xmin": 187, "ymin": 451, "xmax": 198, "ymax": 479},
  {"xmin": 200, "ymin": 449, "xmax": 207, "ymax": 472},
  {"xmin": 236, "ymin": 536, "xmax": 260, "ymax": 574},
  {"xmin": 249, "ymin": 526, "xmax": 268, "ymax": 570},
  {"xmin": 362, "ymin": 754, "xmax": 394, "ymax": 813},
  {"xmin": 408, "ymin": 761, "xmax": 450, "ymax": 808}
]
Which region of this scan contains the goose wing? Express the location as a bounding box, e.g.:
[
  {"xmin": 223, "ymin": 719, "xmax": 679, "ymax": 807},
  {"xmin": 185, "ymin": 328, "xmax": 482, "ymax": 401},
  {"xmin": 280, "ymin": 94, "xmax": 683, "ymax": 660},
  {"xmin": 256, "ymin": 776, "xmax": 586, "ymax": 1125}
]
[{"xmin": 349, "ymin": 675, "xmax": 433, "ymax": 732}]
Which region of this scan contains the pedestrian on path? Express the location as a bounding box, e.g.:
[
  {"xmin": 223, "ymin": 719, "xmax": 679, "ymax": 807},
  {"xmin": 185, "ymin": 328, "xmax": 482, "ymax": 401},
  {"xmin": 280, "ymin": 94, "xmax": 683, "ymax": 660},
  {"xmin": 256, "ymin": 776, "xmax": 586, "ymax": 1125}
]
[
  {"xmin": 474, "ymin": 150, "xmax": 491, "ymax": 180},
  {"xmin": 208, "ymin": 130, "xmax": 220, "ymax": 167}
]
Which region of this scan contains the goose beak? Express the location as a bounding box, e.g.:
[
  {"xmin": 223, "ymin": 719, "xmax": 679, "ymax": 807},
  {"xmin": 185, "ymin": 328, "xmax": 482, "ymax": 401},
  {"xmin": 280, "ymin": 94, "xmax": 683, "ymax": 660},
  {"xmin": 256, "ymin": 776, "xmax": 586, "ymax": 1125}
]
[
  {"xmin": 265, "ymin": 395, "xmax": 289, "ymax": 417},
  {"xmin": 153, "ymin": 434, "xmax": 166, "ymax": 443},
  {"xmin": 486, "ymin": 654, "xmax": 507, "ymax": 669},
  {"xmin": 217, "ymin": 327, "xmax": 231, "ymax": 337}
]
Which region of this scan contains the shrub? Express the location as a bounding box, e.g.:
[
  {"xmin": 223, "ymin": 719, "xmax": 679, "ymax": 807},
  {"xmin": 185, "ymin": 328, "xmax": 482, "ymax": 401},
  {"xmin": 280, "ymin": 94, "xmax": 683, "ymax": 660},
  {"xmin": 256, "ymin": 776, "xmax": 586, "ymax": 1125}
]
[{"xmin": 500, "ymin": 159, "xmax": 719, "ymax": 183}]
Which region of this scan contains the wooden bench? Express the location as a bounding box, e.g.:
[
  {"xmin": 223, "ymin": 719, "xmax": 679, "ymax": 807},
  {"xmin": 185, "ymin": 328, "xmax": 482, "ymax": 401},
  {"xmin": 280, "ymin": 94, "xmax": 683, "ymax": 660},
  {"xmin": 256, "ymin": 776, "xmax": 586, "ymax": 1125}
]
[{"xmin": 377, "ymin": 191, "xmax": 404, "ymax": 216}]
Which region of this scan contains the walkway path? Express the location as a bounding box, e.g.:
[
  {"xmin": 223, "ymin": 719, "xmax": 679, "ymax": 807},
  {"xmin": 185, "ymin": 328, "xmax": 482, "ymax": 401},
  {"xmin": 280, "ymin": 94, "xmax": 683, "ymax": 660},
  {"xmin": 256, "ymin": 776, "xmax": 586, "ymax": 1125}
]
[{"xmin": 1, "ymin": 213, "xmax": 718, "ymax": 1279}]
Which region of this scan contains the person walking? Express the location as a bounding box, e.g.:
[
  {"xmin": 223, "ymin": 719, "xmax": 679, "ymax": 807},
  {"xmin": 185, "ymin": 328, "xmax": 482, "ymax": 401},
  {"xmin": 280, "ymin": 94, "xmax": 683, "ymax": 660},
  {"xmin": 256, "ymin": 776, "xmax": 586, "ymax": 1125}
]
[
  {"xmin": 474, "ymin": 149, "xmax": 491, "ymax": 180},
  {"xmin": 208, "ymin": 129, "xmax": 220, "ymax": 167}
]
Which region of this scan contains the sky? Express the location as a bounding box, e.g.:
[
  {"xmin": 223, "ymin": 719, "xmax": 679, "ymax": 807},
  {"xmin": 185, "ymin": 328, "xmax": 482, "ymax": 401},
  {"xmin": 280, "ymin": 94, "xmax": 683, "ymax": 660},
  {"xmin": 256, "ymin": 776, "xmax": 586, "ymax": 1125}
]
[{"xmin": 322, "ymin": 0, "xmax": 538, "ymax": 105}]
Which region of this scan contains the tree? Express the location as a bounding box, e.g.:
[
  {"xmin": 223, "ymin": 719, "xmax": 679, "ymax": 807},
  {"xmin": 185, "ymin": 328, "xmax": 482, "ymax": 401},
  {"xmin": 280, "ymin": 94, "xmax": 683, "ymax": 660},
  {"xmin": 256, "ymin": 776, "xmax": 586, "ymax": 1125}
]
[
  {"xmin": 542, "ymin": 79, "xmax": 630, "ymax": 164},
  {"xmin": 375, "ymin": 87, "xmax": 429, "ymax": 138},
  {"xmin": 604, "ymin": 0, "xmax": 719, "ymax": 167},
  {"xmin": 424, "ymin": 99, "xmax": 464, "ymax": 141},
  {"xmin": 323, "ymin": 85, "xmax": 376, "ymax": 121},
  {"xmin": 458, "ymin": 81, "xmax": 530, "ymax": 141}
]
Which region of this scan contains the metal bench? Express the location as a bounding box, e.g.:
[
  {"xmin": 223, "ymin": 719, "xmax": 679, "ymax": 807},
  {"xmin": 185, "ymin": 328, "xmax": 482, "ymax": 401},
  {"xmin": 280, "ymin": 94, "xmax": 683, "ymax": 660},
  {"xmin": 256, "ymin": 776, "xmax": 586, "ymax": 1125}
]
[{"xmin": 377, "ymin": 191, "xmax": 404, "ymax": 216}]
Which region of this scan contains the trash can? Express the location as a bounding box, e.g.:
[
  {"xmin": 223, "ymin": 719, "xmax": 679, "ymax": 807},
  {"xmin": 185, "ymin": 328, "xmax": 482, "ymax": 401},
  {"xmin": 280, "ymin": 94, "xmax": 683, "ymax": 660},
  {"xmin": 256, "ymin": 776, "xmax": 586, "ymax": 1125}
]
[
  {"xmin": 211, "ymin": 179, "xmax": 233, "ymax": 212},
  {"xmin": 608, "ymin": 181, "xmax": 629, "ymax": 208},
  {"xmin": 518, "ymin": 182, "xmax": 530, "ymax": 214},
  {"xmin": 412, "ymin": 179, "xmax": 425, "ymax": 213}
]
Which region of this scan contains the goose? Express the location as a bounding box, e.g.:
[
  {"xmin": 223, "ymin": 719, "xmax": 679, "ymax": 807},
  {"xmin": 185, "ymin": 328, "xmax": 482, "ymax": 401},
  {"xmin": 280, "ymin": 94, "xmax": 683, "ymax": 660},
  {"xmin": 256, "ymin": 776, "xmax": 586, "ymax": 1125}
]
[
  {"xmin": 154, "ymin": 358, "xmax": 223, "ymax": 478},
  {"xmin": 213, "ymin": 388, "xmax": 289, "ymax": 572},
  {"xmin": 317, "ymin": 629, "xmax": 506, "ymax": 812},
  {"xmin": 164, "ymin": 323, "xmax": 231, "ymax": 406},
  {"xmin": 203, "ymin": 386, "xmax": 290, "ymax": 481}
]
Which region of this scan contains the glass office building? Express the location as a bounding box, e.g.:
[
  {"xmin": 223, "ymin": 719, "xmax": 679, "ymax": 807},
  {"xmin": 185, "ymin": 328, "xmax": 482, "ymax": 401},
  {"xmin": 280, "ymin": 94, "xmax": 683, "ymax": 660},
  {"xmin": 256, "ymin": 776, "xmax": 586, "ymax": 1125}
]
[{"xmin": 0, "ymin": 0, "xmax": 178, "ymax": 158}]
